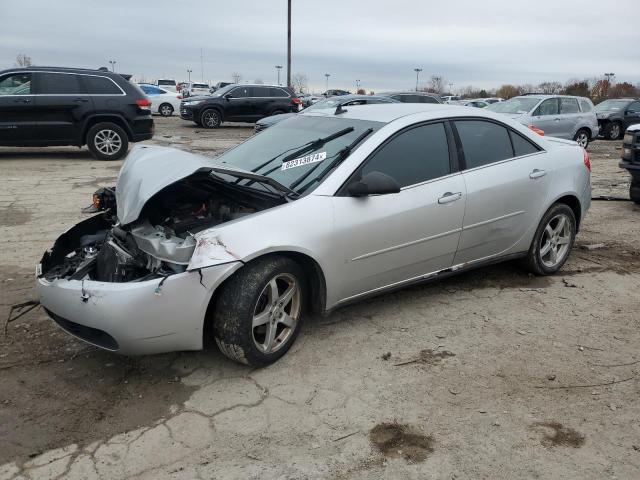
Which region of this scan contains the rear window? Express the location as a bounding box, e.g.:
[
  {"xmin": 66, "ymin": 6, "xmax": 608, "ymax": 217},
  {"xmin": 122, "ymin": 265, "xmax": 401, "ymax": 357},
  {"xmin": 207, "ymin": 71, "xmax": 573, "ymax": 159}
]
[
  {"xmin": 455, "ymin": 120, "xmax": 513, "ymax": 169},
  {"xmin": 510, "ymin": 131, "xmax": 541, "ymax": 157},
  {"xmin": 269, "ymin": 87, "xmax": 290, "ymax": 98},
  {"xmin": 83, "ymin": 75, "xmax": 122, "ymax": 94},
  {"xmin": 38, "ymin": 72, "xmax": 83, "ymax": 94},
  {"xmin": 579, "ymin": 99, "xmax": 592, "ymax": 112},
  {"xmin": 419, "ymin": 96, "xmax": 439, "ymax": 104},
  {"xmin": 560, "ymin": 98, "xmax": 580, "ymax": 114}
]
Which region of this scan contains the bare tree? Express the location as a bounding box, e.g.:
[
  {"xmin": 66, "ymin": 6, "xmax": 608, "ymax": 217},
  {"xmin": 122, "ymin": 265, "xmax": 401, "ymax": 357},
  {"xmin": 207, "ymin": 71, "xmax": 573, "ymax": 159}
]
[
  {"xmin": 292, "ymin": 73, "xmax": 309, "ymax": 93},
  {"xmin": 254, "ymin": 78, "xmax": 264, "ymax": 84},
  {"xmin": 496, "ymin": 84, "xmax": 519, "ymax": 99},
  {"xmin": 15, "ymin": 53, "xmax": 32, "ymax": 67},
  {"xmin": 428, "ymin": 75, "xmax": 446, "ymax": 94},
  {"xmin": 231, "ymin": 72, "xmax": 242, "ymax": 84},
  {"xmin": 537, "ymin": 81, "xmax": 563, "ymax": 94}
]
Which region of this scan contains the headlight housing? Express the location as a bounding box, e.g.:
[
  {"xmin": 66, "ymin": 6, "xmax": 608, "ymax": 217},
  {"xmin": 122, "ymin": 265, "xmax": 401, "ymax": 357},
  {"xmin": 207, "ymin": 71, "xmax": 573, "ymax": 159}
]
[{"xmin": 183, "ymin": 100, "xmax": 203, "ymax": 106}]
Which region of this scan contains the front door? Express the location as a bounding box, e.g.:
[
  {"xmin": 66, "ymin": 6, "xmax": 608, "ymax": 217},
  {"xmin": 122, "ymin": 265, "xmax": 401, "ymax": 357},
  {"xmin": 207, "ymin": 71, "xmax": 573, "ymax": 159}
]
[
  {"xmin": 0, "ymin": 72, "xmax": 38, "ymax": 144},
  {"xmin": 452, "ymin": 119, "xmax": 552, "ymax": 264},
  {"xmin": 531, "ymin": 98, "xmax": 564, "ymax": 137},
  {"xmin": 225, "ymin": 86, "xmax": 255, "ymax": 120},
  {"xmin": 33, "ymin": 72, "xmax": 92, "ymax": 144},
  {"xmin": 330, "ymin": 121, "xmax": 466, "ymax": 302}
]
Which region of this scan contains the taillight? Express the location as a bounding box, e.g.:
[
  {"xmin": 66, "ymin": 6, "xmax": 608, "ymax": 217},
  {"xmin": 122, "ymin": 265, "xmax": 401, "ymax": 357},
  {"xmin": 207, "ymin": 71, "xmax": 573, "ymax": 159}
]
[
  {"xmin": 528, "ymin": 125, "xmax": 544, "ymax": 136},
  {"xmin": 291, "ymin": 97, "xmax": 301, "ymax": 104},
  {"xmin": 583, "ymin": 149, "xmax": 591, "ymax": 172},
  {"xmin": 177, "ymin": 95, "xmax": 182, "ymax": 99},
  {"xmin": 136, "ymin": 98, "xmax": 152, "ymax": 108}
]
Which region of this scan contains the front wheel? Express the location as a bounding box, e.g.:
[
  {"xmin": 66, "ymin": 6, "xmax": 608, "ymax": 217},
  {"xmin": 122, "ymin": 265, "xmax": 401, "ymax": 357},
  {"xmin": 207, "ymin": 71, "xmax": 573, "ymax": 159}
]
[
  {"xmin": 159, "ymin": 103, "xmax": 174, "ymax": 117},
  {"xmin": 523, "ymin": 204, "xmax": 576, "ymax": 275},
  {"xmin": 213, "ymin": 257, "xmax": 306, "ymax": 366},
  {"xmin": 573, "ymin": 129, "xmax": 589, "ymax": 149},
  {"xmin": 201, "ymin": 109, "xmax": 222, "ymax": 128},
  {"xmin": 86, "ymin": 122, "xmax": 129, "ymax": 161},
  {"xmin": 604, "ymin": 122, "xmax": 622, "ymax": 140}
]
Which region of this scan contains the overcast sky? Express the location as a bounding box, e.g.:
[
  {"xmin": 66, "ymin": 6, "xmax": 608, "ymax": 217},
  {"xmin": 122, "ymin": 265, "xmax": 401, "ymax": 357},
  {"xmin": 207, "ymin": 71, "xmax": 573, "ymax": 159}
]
[{"xmin": 1, "ymin": 0, "xmax": 638, "ymax": 93}]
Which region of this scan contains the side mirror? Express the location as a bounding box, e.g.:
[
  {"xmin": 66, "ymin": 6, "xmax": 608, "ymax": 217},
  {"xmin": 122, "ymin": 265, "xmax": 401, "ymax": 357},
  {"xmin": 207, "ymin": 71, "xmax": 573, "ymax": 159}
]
[
  {"xmin": 224, "ymin": 94, "xmax": 233, "ymax": 100},
  {"xmin": 347, "ymin": 171, "xmax": 401, "ymax": 197}
]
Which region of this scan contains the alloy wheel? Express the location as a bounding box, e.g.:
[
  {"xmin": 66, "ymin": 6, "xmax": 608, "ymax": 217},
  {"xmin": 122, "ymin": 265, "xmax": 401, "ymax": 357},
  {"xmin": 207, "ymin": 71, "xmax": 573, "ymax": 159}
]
[
  {"xmin": 202, "ymin": 111, "xmax": 219, "ymax": 128},
  {"xmin": 251, "ymin": 273, "xmax": 301, "ymax": 354},
  {"xmin": 610, "ymin": 123, "xmax": 621, "ymax": 140},
  {"xmin": 160, "ymin": 105, "xmax": 173, "ymax": 116},
  {"xmin": 539, "ymin": 213, "xmax": 572, "ymax": 268},
  {"xmin": 575, "ymin": 132, "xmax": 588, "ymax": 148},
  {"xmin": 94, "ymin": 129, "xmax": 122, "ymax": 156}
]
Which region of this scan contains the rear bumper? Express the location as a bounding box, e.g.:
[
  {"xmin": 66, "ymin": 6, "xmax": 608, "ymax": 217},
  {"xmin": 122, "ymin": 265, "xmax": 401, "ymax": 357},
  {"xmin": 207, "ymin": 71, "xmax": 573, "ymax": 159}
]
[
  {"xmin": 38, "ymin": 262, "xmax": 242, "ymax": 355},
  {"xmin": 130, "ymin": 117, "xmax": 154, "ymax": 142}
]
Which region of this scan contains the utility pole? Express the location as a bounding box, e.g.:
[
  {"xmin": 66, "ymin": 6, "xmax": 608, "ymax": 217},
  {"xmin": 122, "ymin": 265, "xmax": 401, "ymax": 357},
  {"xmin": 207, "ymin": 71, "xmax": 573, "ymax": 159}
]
[
  {"xmin": 449, "ymin": 82, "xmax": 453, "ymax": 94},
  {"xmin": 109, "ymin": 60, "xmax": 116, "ymax": 72},
  {"xmin": 287, "ymin": 0, "xmax": 292, "ymax": 88},
  {"xmin": 324, "ymin": 73, "xmax": 330, "ymax": 92},
  {"xmin": 275, "ymin": 65, "xmax": 283, "ymax": 85},
  {"xmin": 414, "ymin": 68, "xmax": 422, "ymax": 91},
  {"xmin": 356, "ymin": 79, "xmax": 360, "ymax": 91},
  {"xmin": 187, "ymin": 69, "xmax": 192, "ymax": 82}
]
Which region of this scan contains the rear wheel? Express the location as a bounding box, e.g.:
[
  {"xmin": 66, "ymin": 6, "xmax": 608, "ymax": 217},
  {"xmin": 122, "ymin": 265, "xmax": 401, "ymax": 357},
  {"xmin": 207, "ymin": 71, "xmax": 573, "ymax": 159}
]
[
  {"xmin": 573, "ymin": 129, "xmax": 589, "ymax": 149},
  {"xmin": 523, "ymin": 204, "xmax": 576, "ymax": 275},
  {"xmin": 201, "ymin": 109, "xmax": 222, "ymax": 128},
  {"xmin": 213, "ymin": 256, "xmax": 306, "ymax": 366},
  {"xmin": 159, "ymin": 103, "xmax": 174, "ymax": 117},
  {"xmin": 86, "ymin": 122, "xmax": 129, "ymax": 161},
  {"xmin": 604, "ymin": 122, "xmax": 622, "ymax": 140}
]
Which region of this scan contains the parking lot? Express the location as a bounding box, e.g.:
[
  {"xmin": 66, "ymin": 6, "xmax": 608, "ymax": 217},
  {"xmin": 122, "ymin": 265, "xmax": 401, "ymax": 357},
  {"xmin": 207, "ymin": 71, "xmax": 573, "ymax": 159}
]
[{"xmin": 1, "ymin": 117, "xmax": 640, "ymax": 479}]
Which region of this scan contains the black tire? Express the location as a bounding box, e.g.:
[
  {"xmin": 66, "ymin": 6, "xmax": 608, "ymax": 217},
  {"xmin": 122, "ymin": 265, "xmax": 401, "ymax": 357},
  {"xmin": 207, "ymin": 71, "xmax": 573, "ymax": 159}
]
[
  {"xmin": 630, "ymin": 182, "xmax": 640, "ymax": 205},
  {"xmin": 573, "ymin": 129, "xmax": 590, "ymax": 149},
  {"xmin": 604, "ymin": 121, "xmax": 622, "ymax": 140},
  {"xmin": 159, "ymin": 103, "xmax": 174, "ymax": 117},
  {"xmin": 86, "ymin": 122, "xmax": 129, "ymax": 161},
  {"xmin": 213, "ymin": 256, "xmax": 307, "ymax": 366},
  {"xmin": 200, "ymin": 109, "xmax": 222, "ymax": 129},
  {"xmin": 522, "ymin": 203, "xmax": 577, "ymax": 276}
]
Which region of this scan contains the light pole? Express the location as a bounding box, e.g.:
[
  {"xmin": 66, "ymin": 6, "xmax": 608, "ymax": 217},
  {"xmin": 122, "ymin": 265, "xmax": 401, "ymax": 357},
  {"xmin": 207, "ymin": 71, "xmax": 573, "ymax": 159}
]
[
  {"xmin": 355, "ymin": 79, "xmax": 360, "ymax": 91},
  {"xmin": 275, "ymin": 65, "xmax": 283, "ymax": 85},
  {"xmin": 109, "ymin": 60, "xmax": 116, "ymax": 72},
  {"xmin": 449, "ymin": 82, "xmax": 453, "ymax": 94},
  {"xmin": 324, "ymin": 73, "xmax": 330, "ymax": 92},
  {"xmin": 414, "ymin": 68, "xmax": 422, "ymax": 91},
  {"xmin": 604, "ymin": 72, "xmax": 615, "ymax": 83},
  {"xmin": 187, "ymin": 69, "xmax": 192, "ymax": 82}
]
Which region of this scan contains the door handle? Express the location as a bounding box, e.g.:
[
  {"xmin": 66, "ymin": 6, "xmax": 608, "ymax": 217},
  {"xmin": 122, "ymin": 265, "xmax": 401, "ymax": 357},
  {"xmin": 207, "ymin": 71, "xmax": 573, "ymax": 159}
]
[
  {"xmin": 73, "ymin": 98, "xmax": 89, "ymax": 103},
  {"xmin": 438, "ymin": 192, "xmax": 462, "ymax": 204},
  {"xmin": 529, "ymin": 169, "xmax": 547, "ymax": 179},
  {"xmin": 13, "ymin": 98, "xmax": 31, "ymax": 104}
]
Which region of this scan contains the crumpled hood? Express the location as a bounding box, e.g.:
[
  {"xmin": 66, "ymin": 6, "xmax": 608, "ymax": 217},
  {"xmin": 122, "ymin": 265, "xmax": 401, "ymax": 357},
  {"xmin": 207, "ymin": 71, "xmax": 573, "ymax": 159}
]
[{"xmin": 116, "ymin": 145, "xmax": 223, "ymax": 225}]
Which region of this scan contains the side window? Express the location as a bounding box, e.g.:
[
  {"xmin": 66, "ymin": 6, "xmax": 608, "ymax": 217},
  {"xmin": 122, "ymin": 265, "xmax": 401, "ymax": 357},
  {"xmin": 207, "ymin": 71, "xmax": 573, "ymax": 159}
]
[
  {"xmin": 579, "ymin": 99, "xmax": 592, "ymax": 112},
  {"xmin": 534, "ymin": 98, "xmax": 559, "ymax": 116},
  {"xmin": 253, "ymin": 87, "xmax": 270, "ymax": 97},
  {"xmin": 455, "ymin": 120, "xmax": 513, "ymax": 169},
  {"xmin": 231, "ymin": 87, "xmax": 253, "ymax": 98},
  {"xmin": 0, "ymin": 73, "xmax": 31, "ymax": 95},
  {"xmin": 38, "ymin": 73, "xmax": 83, "ymax": 94},
  {"xmin": 509, "ymin": 131, "xmax": 541, "ymax": 157},
  {"xmin": 269, "ymin": 88, "xmax": 289, "ymax": 97},
  {"xmin": 83, "ymin": 75, "xmax": 123, "ymax": 94},
  {"xmin": 628, "ymin": 102, "xmax": 640, "ymax": 113},
  {"xmin": 420, "ymin": 96, "xmax": 439, "ymax": 104},
  {"xmin": 361, "ymin": 123, "xmax": 451, "ymax": 188},
  {"xmin": 560, "ymin": 98, "xmax": 580, "ymax": 114}
]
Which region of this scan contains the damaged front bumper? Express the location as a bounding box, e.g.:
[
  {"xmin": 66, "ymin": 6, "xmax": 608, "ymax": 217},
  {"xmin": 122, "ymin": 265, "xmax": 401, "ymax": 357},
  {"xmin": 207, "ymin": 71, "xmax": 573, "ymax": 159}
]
[{"xmin": 37, "ymin": 262, "xmax": 241, "ymax": 355}]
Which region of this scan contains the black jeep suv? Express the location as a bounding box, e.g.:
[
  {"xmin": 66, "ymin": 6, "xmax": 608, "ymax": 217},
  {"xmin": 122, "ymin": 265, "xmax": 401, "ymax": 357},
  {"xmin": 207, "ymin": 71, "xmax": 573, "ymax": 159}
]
[
  {"xmin": 180, "ymin": 84, "xmax": 300, "ymax": 128},
  {"xmin": 0, "ymin": 67, "xmax": 154, "ymax": 160}
]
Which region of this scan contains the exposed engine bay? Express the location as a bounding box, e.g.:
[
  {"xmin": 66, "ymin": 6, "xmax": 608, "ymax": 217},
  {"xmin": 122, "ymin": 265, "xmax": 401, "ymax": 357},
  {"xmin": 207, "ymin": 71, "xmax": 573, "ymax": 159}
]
[{"xmin": 40, "ymin": 171, "xmax": 283, "ymax": 283}]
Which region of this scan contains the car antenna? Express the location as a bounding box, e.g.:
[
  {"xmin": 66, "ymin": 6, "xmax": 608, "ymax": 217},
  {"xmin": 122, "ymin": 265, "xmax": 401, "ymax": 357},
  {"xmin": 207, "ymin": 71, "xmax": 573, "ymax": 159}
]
[{"xmin": 335, "ymin": 105, "xmax": 348, "ymax": 115}]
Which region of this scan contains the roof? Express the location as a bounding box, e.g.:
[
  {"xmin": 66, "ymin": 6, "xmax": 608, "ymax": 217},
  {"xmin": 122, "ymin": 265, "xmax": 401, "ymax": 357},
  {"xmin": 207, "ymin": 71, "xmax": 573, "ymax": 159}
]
[
  {"xmin": 381, "ymin": 91, "xmax": 441, "ymax": 97},
  {"xmin": 301, "ymin": 103, "xmax": 483, "ymax": 123}
]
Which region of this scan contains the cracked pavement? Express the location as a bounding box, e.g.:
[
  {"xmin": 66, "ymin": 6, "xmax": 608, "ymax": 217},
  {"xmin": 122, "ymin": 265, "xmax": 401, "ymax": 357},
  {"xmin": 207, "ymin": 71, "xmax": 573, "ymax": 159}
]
[{"xmin": 2, "ymin": 118, "xmax": 640, "ymax": 479}]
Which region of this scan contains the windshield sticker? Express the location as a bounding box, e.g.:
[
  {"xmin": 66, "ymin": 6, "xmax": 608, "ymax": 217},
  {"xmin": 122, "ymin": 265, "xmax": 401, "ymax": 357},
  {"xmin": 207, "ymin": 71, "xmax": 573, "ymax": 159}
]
[{"xmin": 281, "ymin": 152, "xmax": 327, "ymax": 171}]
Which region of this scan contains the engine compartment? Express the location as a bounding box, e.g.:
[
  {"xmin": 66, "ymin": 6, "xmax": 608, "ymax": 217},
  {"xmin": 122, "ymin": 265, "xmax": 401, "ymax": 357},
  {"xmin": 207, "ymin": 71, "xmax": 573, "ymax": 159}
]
[{"xmin": 40, "ymin": 172, "xmax": 284, "ymax": 283}]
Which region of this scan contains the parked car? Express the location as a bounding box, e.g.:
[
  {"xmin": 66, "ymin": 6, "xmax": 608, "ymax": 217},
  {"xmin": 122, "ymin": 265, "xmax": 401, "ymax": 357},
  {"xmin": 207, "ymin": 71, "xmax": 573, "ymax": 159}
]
[
  {"xmin": 182, "ymin": 82, "xmax": 211, "ymax": 98},
  {"xmin": 177, "ymin": 82, "xmax": 189, "ymax": 92},
  {"xmin": 441, "ymin": 95, "xmax": 461, "ymax": 103},
  {"xmin": 380, "ymin": 91, "xmax": 442, "ymax": 104},
  {"xmin": 487, "ymin": 95, "xmax": 598, "ymax": 148},
  {"xmin": 619, "ymin": 124, "xmax": 640, "ymax": 203},
  {"xmin": 138, "ymin": 84, "xmax": 182, "ymax": 116},
  {"xmin": 323, "ymin": 89, "xmax": 350, "ymax": 97},
  {"xmin": 180, "ymin": 84, "xmax": 301, "ymax": 128},
  {"xmin": 595, "ymin": 98, "xmax": 640, "ymax": 140},
  {"xmin": 210, "ymin": 81, "xmax": 232, "ymax": 93},
  {"xmin": 0, "ymin": 66, "xmax": 153, "ymax": 160},
  {"xmin": 254, "ymin": 94, "xmax": 399, "ymax": 132},
  {"xmin": 483, "ymin": 97, "xmax": 504, "ymax": 104},
  {"xmin": 461, "ymin": 99, "xmax": 489, "ymax": 108},
  {"xmin": 37, "ymin": 103, "xmax": 590, "ymax": 366},
  {"xmin": 156, "ymin": 79, "xmax": 177, "ymax": 92}
]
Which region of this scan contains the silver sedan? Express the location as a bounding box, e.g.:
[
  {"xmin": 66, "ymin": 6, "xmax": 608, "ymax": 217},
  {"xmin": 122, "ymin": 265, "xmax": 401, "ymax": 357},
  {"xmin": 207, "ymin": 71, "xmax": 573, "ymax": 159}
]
[{"xmin": 38, "ymin": 104, "xmax": 591, "ymax": 366}]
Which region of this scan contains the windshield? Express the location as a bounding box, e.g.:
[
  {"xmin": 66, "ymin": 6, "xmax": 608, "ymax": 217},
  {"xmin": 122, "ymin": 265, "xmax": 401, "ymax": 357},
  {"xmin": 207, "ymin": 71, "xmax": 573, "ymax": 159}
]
[
  {"xmin": 192, "ymin": 83, "xmax": 209, "ymax": 89},
  {"xmin": 595, "ymin": 99, "xmax": 630, "ymax": 112},
  {"xmin": 157, "ymin": 80, "xmax": 175, "ymax": 86},
  {"xmin": 209, "ymin": 84, "xmax": 236, "ymax": 97},
  {"xmin": 487, "ymin": 97, "xmax": 540, "ymax": 114},
  {"xmin": 214, "ymin": 116, "xmax": 382, "ymax": 194}
]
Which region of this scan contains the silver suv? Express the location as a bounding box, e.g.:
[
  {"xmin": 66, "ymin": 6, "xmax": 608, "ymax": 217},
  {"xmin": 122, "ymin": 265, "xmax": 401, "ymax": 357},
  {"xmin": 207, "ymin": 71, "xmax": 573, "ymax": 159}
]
[{"xmin": 487, "ymin": 95, "xmax": 598, "ymax": 148}]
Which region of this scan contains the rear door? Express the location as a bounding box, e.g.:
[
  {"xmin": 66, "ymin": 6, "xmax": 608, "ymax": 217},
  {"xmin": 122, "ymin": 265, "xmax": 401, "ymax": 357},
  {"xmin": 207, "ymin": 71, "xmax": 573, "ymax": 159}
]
[
  {"xmin": 34, "ymin": 72, "xmax": 91, "ymax": 144},
  {"xmin": 531, "ymin": 98, "xmax": 564, "ymax": 137},
  {"xmin": 0, "ymin": 72, "xmax": 37, "ymax": 143},
  {"xmin": 559, "ymin": 97, "xmax": 581, "ymax": 138},
  {"xmin": 453, "ymin": 119, "xmax": 552, "ymax": 264},
  {"xmin": 331, "ymin": 121, "xmax": 466, "ymax": 301}
]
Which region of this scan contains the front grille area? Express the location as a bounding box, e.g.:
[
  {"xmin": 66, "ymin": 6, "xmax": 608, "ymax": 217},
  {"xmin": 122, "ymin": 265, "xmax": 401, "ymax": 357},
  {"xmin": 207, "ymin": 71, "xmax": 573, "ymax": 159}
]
[{"xmin": 46, "ymin": 308, "xmax": 119, "ymax": 350}]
